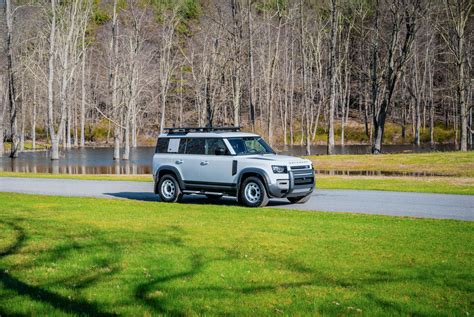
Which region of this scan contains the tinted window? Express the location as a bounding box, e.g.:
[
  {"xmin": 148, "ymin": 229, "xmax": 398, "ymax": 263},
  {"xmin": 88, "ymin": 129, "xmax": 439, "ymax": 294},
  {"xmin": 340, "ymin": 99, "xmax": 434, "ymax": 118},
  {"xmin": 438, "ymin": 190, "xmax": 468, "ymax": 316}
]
[
  {"xmin": 178, "ymin": 139, "xmax": 187, "ymax": 154},
  {"xmin": 206, "ymin": 139, "xmax": 229, "ymax": 155},
  {"xmin": 228, "ymin": 137, "xmax": 275, "ymax": 155},
  {"xmin": 185, "ymin": 138, "xmax": 205, "ymax": 154},
  {"xmin": 155, "ymin": 138, "xmax": 169, "ymax": 153}
]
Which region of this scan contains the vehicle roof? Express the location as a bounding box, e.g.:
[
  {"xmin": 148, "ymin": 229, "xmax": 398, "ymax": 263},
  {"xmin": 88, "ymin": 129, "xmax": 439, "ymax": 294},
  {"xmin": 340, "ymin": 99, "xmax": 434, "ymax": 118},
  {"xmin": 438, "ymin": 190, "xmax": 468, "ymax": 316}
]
[{"xmin": 158, "ymin": 132, "xmax": 260, "ymax": 138}]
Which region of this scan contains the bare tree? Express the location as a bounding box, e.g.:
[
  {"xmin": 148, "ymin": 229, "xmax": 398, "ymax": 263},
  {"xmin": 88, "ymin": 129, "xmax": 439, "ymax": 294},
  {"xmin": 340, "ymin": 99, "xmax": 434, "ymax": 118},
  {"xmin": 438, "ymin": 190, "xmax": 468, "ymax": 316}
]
[
  {"xmin": 5, "ymin": 0, "xmax": 18, "ymax": 158},
  {"xmin": 371, "ymin": 0, "xmax": 422, "ymax": 154},
  {"xmin": 439, "ymin": 0, "xmax": 472, "ymax": 151},
  {"xmin": 327, "ymin": 0, "xmax": 338, "ymax": 155},
  {"xmin": 158, "ymin": 10, "xmax": 178, "ymax": 133}
]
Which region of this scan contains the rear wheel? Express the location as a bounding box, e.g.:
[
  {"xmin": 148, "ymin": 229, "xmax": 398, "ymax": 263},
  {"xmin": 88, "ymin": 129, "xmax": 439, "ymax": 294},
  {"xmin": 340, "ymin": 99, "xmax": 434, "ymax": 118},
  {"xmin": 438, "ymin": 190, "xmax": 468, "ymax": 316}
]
[
  {"xmin": 239, "ymin": 176, "xmax": 269, "ymax": 207},
  {"xmin": 158, "ymin": 174, "xmax": 183, "ymax": 203},
  {"xmin": 287, "ymin": 194, "xmax": 311, "ymax": 204}
]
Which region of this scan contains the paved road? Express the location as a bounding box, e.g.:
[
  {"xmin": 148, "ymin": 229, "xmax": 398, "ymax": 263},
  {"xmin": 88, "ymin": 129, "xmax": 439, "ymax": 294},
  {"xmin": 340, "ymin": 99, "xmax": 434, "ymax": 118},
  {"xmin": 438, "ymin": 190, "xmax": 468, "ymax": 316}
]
[{"xmin": 1, "ymin": 177, "xmax": 473, "ymax": 221}]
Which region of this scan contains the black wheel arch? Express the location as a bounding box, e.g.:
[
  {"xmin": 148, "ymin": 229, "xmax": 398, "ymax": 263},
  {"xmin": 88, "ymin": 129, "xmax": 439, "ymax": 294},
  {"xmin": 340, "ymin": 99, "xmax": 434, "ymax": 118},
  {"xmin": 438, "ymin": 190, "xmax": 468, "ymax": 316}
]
[
  {"xmin": 236, "ymin": 168, "xmax": 271, "ymax": 198},
  {"xmin": 154, "ymin": 166, "xmax": 185, "ymax": 194}
]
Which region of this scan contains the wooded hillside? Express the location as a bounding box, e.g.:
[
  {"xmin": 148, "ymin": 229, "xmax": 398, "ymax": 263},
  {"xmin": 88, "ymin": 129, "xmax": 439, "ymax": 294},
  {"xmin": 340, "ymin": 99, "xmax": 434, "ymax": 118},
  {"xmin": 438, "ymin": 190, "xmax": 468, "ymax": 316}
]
[{"xmin": 1, "ymin": 0, "xmax": 472, "ymax": 159}]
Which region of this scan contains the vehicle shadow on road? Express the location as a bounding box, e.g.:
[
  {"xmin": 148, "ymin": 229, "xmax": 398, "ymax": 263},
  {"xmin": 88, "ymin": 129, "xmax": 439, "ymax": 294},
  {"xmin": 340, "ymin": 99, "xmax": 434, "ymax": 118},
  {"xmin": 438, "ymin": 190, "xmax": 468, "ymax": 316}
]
[{"xmin": 104, "ymin": 192, "xmax": 291, "ymax": 207}]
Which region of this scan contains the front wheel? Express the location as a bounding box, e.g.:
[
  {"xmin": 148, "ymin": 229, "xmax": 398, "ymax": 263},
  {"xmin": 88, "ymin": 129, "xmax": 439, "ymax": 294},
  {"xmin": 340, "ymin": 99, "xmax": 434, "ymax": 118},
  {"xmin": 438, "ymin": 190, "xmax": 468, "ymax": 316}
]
[
  {"xmin": 158, "ymin": 174, "xmax": 183, "ymax": 203},
  {"xmin": 287, "ymin": 194, "xmax": 311, "ymax": 204},
  {"xmin": 239, "ymin": 176, "xmax": 269, "ymax": 207}
]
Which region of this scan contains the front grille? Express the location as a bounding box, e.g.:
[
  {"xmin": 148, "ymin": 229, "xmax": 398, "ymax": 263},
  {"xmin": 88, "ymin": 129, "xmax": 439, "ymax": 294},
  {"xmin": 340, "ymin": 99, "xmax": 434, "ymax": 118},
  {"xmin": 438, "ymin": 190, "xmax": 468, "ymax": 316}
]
[
  {"xmin": 294, "ymin": 176, "xmax": 314, "ymax": 185},
  {"xmin": 291, "ymin": 165, "xmax": 311, "ymax": 170}
]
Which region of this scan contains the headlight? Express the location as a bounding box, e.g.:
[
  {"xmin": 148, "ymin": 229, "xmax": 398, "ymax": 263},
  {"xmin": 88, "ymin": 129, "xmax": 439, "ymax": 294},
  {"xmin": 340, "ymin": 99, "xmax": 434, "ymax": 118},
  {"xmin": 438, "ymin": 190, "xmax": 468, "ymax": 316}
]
[{"xmin": 272, "ymin": 165, "xmax": 288, "ymax": 174}]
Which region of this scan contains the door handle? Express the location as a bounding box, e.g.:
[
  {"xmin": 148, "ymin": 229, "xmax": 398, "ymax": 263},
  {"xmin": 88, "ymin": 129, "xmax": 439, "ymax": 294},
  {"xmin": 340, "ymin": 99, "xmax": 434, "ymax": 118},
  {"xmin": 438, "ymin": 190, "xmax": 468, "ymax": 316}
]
[
  {"xmin": 200, "ymin": 161, "xmax": 209, "ymax": 166},
  {"xmin": 175, "ymin": 160, "xmax": 183, "ymax": 164}
]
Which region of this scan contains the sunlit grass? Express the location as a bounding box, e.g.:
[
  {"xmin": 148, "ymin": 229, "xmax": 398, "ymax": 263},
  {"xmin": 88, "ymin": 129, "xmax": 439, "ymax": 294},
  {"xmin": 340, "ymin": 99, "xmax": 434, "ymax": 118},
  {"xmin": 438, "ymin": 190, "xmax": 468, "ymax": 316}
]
[
  {"xmin": 3, "ymin": 141, "xmax": 50, "ymax": 151},
  {"xmin": 0, "ymin": 192, "xmax": 472, "ymax": 315},
  {"xmin": 317, "ymin": 176, "xmax": 474, "ymax": 195}
]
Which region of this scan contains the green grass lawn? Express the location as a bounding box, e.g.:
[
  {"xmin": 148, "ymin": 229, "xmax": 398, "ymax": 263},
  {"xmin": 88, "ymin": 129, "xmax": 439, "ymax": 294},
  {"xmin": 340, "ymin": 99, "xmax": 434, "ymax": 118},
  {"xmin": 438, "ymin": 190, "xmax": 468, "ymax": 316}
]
[
  {"xmin": 318, "ymin": 176, "xmax": 474, "ymax": 195},
  {"xmin": 0, "ymin": 193, "xmax": 473, "ymax": 316},
  {"xmin": 307, "ymin": 151, "xmax": 474, "ymax": 177}
]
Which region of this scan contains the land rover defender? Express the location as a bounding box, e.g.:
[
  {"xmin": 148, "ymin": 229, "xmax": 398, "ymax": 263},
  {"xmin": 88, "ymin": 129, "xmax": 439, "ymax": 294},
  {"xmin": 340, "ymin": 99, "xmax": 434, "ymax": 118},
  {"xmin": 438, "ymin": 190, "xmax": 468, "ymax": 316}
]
[{"xmin": 152, "ymin": 127, "xmax": 315, "ymax": 207}]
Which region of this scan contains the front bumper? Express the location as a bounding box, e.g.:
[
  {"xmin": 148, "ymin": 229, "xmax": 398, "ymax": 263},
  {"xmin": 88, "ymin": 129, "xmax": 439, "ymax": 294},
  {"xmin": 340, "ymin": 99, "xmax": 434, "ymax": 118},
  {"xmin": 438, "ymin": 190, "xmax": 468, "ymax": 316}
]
[{"xmin": 267, "ymin": 168, "xmax": 315, "ymax": 198}]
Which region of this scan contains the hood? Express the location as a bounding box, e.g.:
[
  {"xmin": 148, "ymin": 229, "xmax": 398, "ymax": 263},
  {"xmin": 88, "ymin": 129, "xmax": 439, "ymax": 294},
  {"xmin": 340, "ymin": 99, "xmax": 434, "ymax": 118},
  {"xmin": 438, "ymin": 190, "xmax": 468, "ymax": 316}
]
[{"xmin": 244, "ymin": 154, "xmax": 311, "ymax": 166}]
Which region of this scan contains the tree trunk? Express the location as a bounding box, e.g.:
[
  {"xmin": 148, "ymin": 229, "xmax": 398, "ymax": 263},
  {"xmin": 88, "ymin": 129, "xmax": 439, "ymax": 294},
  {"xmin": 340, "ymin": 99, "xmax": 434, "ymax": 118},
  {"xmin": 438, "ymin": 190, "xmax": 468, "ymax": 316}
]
[
  {"xmin": 0, "ymin": 85, "xmax": 5, "ymax": 155},
  {"xmin": 327, "ymin": 0, "xmax": 337, "ymax": 155},
  {"xmin": 414, "ymin": 98, "xmax": 421, "ymax": 146},
  {"xmin": 80, "ymin": 36, "xmax": 86, "ymax": 147},
  {"xmin": 458, "ymin": 35, "xmax": 467, "ymax": 151},
  {"xmin": 48, "ymin": 0, "xmax": 59, "ymax": 160},
  {"xmin": 32, "ymin": 82, "xmax": 37, "ymax": 150},
  {"xmin": 122, "ymin": 111, "xmax": 130, "ymax": 160},
  {"xmin": 51, "ymin": 135, "xmax": 60, "ymax": 160},
  {"xmin": 5, "ymin": 0, "xmax": 18, "ymax": 158},
  {"xmin": 231, "ymin": 0, "xmax": 241, "ymax": 128},
  {"xmin": 247, "ymin": 0, "xmax": 255, "ymax": 130},
  {"xmin": 132, "ymin": 114, "xmax": 137, "ymax": 147},
  {"xmin": 111, "ymin": 0, "xmax": 120, "ymax": 160}
]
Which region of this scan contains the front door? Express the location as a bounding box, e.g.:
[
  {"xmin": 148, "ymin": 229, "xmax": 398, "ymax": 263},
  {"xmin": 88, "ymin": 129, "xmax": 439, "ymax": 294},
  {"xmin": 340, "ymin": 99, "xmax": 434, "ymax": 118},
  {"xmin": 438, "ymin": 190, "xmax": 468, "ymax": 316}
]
[{"xmin": 198, "ymin": 138, "xmax": 235, "ymax": 185}]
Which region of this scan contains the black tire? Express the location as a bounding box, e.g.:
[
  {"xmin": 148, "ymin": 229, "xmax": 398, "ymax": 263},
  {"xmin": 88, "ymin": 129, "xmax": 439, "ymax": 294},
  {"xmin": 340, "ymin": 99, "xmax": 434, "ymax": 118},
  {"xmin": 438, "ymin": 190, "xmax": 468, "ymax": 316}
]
[
  {"xmin": 205, "ymin": 194, "xmax": 223, "ymax": 200},
  {"xmin": 157, "ymin": 174, "xmax": 183, "ymax": 203},
  {"xmin": 239, "ymin": 176, "xmax": 269, "ymax": 207},
  {"xmin": 287, "ymin": 194, "xmax": 311, "ymax": 204}
]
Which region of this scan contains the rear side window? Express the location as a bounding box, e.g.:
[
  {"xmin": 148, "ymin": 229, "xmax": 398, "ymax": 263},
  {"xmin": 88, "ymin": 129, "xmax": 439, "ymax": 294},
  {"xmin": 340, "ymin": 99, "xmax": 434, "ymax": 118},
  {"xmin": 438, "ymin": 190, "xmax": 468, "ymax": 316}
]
[
  {"xmin": 155, "ymin": 138, "xmax": 169, "ymax": 153},
  {"xmin": 185, "ymin": 138, "xmax": 205, "ymax": 154}
]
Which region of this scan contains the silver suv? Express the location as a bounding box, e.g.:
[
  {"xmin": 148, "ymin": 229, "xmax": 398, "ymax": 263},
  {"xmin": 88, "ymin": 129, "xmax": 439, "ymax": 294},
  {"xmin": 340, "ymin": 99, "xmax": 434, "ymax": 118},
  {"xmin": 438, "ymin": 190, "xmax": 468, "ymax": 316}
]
[{"xmin": 152, "ymin": 127, "xmax": 315, "ymax": 207}]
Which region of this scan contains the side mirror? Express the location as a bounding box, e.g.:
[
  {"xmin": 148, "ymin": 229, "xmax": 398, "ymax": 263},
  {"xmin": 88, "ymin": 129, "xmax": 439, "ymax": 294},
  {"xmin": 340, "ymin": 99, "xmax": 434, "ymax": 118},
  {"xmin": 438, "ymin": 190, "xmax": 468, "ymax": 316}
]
[{"xmin": 215, "ymin": 148, "xmax": 226, "ymax": 155}]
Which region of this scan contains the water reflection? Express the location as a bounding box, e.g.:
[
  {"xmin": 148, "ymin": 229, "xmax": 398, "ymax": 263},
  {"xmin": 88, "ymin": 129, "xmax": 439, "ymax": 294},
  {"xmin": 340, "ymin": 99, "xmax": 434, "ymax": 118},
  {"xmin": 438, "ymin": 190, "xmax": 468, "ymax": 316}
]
[
  {"xmin": 0, "ymin": 144, "xmax": 457, "ymax": 175},
  {"xmin": 0, "ymin": 147, "xmax": 154, "ymax": 174}
]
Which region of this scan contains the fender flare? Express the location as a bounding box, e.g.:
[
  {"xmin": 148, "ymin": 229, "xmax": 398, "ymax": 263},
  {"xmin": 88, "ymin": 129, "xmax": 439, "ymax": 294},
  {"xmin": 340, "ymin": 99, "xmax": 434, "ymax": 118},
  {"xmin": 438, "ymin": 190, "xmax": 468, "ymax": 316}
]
[
  {"xmin": 155, "ymin": 166, "xmax": 185, "ymax": 193},
  {"xmin": 236, "ymin": 168, "xmax": 272, "ymax": 197}
]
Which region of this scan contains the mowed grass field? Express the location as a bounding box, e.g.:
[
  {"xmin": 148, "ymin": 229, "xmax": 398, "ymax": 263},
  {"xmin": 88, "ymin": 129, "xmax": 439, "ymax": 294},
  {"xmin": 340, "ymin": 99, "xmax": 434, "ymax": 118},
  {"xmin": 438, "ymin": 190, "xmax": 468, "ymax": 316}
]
[{"xmin": 0, "ymin": 193, "xmax": 473, "ymax": 316}]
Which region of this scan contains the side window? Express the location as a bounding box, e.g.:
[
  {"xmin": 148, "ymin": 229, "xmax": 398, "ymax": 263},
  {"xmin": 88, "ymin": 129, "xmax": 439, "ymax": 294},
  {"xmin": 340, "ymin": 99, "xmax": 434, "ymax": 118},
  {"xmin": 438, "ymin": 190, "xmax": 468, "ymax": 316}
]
[
  {"xmin": 167, "ymin": 138, "xmax": 181, "ymax": 153},
  {"xmin": 206, "ymin": 138, "xmax": 229, "ymax": 155},
  {"xmin": 155, "ymin": 138, "xmax": 169, "ymax": 153},
  {"xmin": 228, "ymin": 138, "xmax": 246, "ymax": 155},
  {"xmin": 244, "ymin": 139, "xmax": 266, "ymax": 153},
  {"xmin": 185, "ymin": 138, "xmax": 205, "ymax": 154}
]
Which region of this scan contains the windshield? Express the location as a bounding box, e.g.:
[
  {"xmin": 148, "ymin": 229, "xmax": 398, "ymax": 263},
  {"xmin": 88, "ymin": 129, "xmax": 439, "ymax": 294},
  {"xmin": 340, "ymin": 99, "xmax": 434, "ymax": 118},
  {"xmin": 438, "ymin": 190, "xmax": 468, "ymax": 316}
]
[{"xmin": 227, "ymin": 137, "xmax": 275, "ymax": 155}]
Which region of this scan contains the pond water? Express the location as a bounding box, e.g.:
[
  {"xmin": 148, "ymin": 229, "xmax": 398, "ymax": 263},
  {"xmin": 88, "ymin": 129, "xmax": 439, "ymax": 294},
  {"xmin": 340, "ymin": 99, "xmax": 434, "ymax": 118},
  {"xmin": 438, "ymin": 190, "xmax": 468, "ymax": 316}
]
[{"xmin": 0, "ymin": 143, "xmax": 457, "ymax": 175}]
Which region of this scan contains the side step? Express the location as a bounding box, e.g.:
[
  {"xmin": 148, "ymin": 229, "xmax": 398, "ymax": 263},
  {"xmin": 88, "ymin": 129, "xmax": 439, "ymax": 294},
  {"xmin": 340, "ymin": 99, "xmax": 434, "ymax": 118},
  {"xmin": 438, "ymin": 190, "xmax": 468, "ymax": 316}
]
[{"xmin": 183, "ymin": 190, "xmax": 225, "ymax": 196}]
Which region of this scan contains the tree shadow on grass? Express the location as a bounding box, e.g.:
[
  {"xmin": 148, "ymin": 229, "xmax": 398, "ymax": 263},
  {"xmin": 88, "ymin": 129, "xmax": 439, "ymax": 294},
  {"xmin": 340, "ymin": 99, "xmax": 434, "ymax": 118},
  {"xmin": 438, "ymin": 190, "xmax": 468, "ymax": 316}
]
[
  {"xmin": 131, "ymin": 238, "xmax": 470, "ymax": 316},
  {"xmin": 0, "ymin": 220, "xmax": 119, "ymax": 316}
]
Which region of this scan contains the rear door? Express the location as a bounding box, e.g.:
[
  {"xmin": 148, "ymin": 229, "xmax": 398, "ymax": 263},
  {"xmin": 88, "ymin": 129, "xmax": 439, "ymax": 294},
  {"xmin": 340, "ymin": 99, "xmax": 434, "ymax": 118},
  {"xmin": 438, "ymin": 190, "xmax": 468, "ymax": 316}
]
[{"xmin": 180, "ymin": 138, "xmax": 205, "ymax": 183}]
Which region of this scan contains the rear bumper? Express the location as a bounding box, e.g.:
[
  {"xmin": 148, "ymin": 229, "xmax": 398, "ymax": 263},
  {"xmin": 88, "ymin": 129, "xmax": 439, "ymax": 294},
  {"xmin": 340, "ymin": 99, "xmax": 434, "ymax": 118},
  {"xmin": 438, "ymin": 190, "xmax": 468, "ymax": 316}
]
[{"xmin": 267, "ymin": 169, "xmax": 315, "ymax": 198}]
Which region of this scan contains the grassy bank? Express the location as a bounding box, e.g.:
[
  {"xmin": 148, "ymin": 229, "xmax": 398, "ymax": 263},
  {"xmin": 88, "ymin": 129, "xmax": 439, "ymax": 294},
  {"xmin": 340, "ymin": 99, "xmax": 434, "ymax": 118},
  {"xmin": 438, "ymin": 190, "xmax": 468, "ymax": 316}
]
[
  {"xmin": 1, "ymin": 171, "xmax": 473, "ymax": 195},
  {"xmin": 0, "ymin": 193, "xmax": 472, "ymax": 315},
  {"xmin": 318, "ymin": 176, "xmax": 474, "ymax": 195},
  {"xmin": 308, "ymin": 151, "xmax": 474, "ymax": 177}
]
